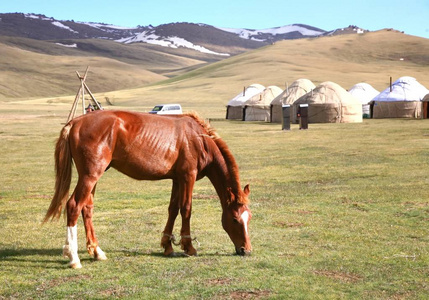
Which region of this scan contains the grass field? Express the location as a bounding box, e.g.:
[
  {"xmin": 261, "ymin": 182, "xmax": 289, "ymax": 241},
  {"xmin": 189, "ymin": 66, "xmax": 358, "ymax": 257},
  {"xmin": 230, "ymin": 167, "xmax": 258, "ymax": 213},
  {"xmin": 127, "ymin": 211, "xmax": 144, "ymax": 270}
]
[{"xmin": 0, "ymin": 104, "xmax": 428, "ymax": 299}]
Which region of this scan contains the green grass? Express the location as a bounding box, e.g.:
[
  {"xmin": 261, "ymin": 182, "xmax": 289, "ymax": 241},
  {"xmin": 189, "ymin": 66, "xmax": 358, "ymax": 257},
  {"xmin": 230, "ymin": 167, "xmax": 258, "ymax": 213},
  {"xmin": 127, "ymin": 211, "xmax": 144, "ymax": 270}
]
[{"xmin": 1, "ymin": 108, "xmax": 429, "ymax": 299}]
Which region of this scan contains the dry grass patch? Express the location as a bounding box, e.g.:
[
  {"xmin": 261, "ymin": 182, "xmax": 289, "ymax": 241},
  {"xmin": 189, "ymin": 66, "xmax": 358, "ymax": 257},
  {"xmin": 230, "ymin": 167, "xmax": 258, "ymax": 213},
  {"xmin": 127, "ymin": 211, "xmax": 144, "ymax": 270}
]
[
  {"xmin": 313, "ymin": 269, "xmax": 363, "ymax": 283},
  {"xmin": 229, "ymin": 290, "xmax": 272, "ymax": 299}
]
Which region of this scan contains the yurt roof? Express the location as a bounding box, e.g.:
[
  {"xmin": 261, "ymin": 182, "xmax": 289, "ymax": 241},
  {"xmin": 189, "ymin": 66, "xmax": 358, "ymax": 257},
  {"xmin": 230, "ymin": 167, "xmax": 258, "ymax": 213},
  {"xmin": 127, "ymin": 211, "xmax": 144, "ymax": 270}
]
[
  {"xmin": 372, "ymin": 76, "xmax": 429, "ymax": 102},
  {"xmin": 295, "ymin": 81, "xmax": 360, "ymax": 105},
  {"xmin": 271, "ymin": 79, "xmax": 315, "ymax": 106},
  {"xmin": 227, "ymin": 83, "xmax": 265, "ymax": 106},
  {"xmin": 244, "ymin": 85, "xmax": 283, "ymax": 107},
  {"xmin": 348, "ymin": 83, "xmax": 379, "ymax": 104}
]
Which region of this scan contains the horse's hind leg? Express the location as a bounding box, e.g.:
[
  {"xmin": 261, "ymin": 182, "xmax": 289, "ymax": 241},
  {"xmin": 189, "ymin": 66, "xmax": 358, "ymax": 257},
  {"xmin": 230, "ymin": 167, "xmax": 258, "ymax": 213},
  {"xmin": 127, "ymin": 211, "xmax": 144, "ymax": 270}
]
[
  {"xmin": 63, "ymin": 190, "xmax": 83, "ymax": 269},
  {"xmin": 82, "ymin": 183, "xmax": 107, "ymax": 261},
  {"xmin": 64, "ymin": 176, "xmax": 98, "ymax": 268},
  {"xmin": 63, "ymin": 204, "xmax": 81, "ymax": 269}
]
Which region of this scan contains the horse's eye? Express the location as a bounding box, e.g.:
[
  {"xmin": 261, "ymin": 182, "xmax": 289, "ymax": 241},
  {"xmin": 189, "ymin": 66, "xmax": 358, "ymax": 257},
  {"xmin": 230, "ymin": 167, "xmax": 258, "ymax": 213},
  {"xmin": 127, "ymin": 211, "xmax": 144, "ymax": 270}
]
[{"xmin": 233, "ymin": 218, "xmax": 240, "ymax": 224}]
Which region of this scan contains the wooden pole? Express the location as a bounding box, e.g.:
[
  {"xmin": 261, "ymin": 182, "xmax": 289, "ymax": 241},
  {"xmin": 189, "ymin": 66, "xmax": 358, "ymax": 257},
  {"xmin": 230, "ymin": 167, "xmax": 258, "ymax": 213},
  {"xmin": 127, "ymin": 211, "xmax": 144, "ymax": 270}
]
[
  {"xmin": 81, "ymin": 77, "xmax": 85, "ymax": 115},
  {"xmin": 76, "ymin": 68, "xmax": 90, "ymax": 115},
  {"xmin": 66, "ymin": 67, "xmax": 90, "ymax": 123},
  {"xmin": 66, "ymin": 88, "xmax": 81, "ymax": 123},
  {"xmin": 83, "ymin": 82, "xmax": 102, "ymax": 110}
]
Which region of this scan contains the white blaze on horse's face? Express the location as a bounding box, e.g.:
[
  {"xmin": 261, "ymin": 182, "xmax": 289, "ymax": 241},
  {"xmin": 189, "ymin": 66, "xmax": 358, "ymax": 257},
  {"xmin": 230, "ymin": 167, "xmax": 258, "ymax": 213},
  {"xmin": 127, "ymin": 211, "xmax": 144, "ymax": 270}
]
[{"xmin": 241, "ymin": 210, "xmax": 249, "ymax": 235}]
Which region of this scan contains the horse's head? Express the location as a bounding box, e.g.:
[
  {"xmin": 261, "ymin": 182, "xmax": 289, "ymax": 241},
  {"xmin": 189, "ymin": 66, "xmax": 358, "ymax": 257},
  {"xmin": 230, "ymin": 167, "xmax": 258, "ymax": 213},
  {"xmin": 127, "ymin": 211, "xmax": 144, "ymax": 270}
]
[{"xmin": 222, "ymin": 184, "xmax": 252, "ymax": 256}]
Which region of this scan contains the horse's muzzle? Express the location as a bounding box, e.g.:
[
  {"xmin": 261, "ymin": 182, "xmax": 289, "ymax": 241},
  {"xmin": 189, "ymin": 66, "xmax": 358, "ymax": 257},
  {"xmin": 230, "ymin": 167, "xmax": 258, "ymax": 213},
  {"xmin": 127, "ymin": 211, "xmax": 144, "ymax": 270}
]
[{"xmin": 236, "ymin": 247, "xmax": 252, "ymax": 256}]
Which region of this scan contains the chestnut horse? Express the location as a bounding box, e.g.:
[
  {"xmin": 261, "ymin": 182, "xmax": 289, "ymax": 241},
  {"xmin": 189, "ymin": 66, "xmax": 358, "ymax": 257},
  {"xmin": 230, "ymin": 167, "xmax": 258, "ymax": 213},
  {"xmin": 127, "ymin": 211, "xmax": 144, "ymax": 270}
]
[{"xmin": 43, "ymin": 110, "xmax": 251, "ymax": 268}]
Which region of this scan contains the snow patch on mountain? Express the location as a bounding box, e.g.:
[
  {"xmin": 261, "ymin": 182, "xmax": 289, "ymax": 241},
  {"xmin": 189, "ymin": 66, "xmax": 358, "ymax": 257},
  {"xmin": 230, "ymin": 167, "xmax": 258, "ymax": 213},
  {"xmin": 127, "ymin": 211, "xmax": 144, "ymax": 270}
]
[
  {"xmin": 79, "ymin": 21, "xmax": 138, "ymax": 31},
  {"xmin": 218, "ymin": 24, "xmax": 324, "ymax": 40},
  {"xmin": 51, "ymin": 21, "xmax": 78, "ymax": 33},
  {"xmin": 24, "ymin": 13, "xmax": 52, "ymax": 21},
  {"xmin": 116, "ymin": 31, "xmax": 230, "ymax": 56},
  {"xmin": 55, "ymin": 42, "xmax": 77, "ymax": 48}
]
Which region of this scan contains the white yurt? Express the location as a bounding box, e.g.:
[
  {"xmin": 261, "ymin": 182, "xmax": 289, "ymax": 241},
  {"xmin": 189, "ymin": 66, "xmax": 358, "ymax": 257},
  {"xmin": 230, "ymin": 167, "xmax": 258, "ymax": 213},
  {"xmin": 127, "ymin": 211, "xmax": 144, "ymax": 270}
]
[
  {"xmin": 244, "ymin": 85, "xmax": 283, "ymax": 121},
  {"xmin": 270, "ymin": 79, "xmax": 315, "ymax": 123},
  {"xmin": 348, "ymin": 83, "xmax": 379, "ymax": 118},
  {"xmin": 292, "ymin": 81, "xmax": 362, "ymax": 123},
  {"xmin": 226, "ymin": 84, "xmax": 265, "ymax": 120},
  {"xmin": 371, "ymin": 76, "xmax": 429, "ymax": 118}
]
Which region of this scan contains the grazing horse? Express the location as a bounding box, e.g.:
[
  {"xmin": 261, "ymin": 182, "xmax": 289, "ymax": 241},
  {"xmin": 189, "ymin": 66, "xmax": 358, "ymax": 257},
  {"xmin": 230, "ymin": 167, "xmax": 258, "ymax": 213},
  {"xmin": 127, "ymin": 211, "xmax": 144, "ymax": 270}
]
[{"xmin": 43, "ymin": 110, "xmax": 252, "ymax": 268}]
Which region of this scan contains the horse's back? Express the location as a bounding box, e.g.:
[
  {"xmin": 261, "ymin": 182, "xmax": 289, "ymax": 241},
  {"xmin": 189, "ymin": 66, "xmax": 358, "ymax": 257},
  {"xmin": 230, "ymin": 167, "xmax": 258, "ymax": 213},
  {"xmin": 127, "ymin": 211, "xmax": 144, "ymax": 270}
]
[{"xmin": 68, "ymin": 110, "xmax": 212, "ymax": 180}]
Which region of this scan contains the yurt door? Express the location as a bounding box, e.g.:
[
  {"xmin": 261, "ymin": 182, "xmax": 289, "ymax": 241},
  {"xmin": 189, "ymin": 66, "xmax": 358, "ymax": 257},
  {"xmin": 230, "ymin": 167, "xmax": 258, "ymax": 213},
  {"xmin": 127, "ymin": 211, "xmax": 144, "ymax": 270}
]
[{"xmin": 423, "ymin": 101, "xmax": 428, "ymax": 119}]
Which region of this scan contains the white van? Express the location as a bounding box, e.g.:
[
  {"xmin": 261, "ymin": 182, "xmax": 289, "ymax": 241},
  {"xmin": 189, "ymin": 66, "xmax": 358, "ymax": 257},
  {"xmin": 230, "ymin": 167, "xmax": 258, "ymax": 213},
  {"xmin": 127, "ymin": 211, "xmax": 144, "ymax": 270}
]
[{"xmin": 149, "ymin": 104, "xmax": 183, "ymax": 115}]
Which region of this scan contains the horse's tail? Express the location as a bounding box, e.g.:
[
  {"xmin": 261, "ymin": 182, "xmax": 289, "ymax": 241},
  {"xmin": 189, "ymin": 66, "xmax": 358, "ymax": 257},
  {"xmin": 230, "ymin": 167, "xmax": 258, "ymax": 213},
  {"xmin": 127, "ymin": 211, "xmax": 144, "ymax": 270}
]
[{"xmin": 43, "ymin": 123, "xmax": 73, "ymax": 223}]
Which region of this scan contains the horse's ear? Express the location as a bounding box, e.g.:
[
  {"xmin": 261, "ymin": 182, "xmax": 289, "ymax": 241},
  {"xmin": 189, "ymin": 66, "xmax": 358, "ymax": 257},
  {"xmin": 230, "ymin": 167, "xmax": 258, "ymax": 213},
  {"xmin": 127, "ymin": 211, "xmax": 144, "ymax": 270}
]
[
  {"xmin": 243, "ymin": 184, "xmax": 250, "ymax": 196},
  {"xmin": 227, "ymin": 187, "xmax": 235, "ymax": 202}
]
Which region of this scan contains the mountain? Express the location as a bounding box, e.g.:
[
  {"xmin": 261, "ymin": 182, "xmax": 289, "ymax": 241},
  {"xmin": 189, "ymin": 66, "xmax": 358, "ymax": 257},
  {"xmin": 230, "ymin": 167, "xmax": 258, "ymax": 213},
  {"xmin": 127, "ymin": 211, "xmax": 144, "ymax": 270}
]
[
  {"xmin": 0, "ymin": 13, "xmax": 377, "ymax": 62},
  {"xmin": 0, "ymin": 13, "xmax": 331, "ymax": 57},
  {"xmin": 0, "ymin": 13, "xmax": 140, "ymax": 40}
]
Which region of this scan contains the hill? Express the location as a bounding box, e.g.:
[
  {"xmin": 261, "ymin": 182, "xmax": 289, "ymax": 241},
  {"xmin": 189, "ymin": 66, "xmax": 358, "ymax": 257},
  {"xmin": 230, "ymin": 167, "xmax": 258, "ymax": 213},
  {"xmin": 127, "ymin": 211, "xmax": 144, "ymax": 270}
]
[
  {"xmin": 90, "ymin": 30, "xmax": 429, "ymax": 118},
  {"xmin": 0, "ymin": 13, "xmax": 271, "ymax": 100},
  {"xmin": 0, "ymin": 13, "xmax": 379, "ymax": 101},
  {"xmin": 1, "ymin": 29, "xmax": 428, "ymax": 118},
  {"xmin": 0, "ymin": 35, "xmax": 224, "ymax": 99}
]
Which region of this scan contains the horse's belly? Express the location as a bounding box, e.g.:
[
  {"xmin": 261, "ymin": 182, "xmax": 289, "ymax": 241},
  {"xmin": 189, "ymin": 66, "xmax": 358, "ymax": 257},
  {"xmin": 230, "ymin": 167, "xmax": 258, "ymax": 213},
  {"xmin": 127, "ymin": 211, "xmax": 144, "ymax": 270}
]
[{"xmin": 110, "ymin": 156, "xmax": 175, "ymax": 181}]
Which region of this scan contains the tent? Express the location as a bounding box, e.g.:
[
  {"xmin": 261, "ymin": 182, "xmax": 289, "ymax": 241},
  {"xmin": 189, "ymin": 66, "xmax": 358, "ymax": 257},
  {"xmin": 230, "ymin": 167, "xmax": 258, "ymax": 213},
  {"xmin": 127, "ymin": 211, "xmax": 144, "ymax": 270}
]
[
  {"xmin": 270, "ymin": 79, "xmax": 315, "ymax": 123},
  {"xmin": 421, "ymin": 93, "xmax": 429, "ymax": 119},
  {"xmin": 371, "ymin": 77, "xmax": 429, "ymax": 118},
  {"xmin": 292, "ymin": 81, "xmax": 362, "ymax": 123},
  {"xmin": 348, "ymin": 83, "xmax": 379, "ymax": 118},
  {"xmin": 244, "ymin": 86, "xmax": 283, "ymax": 121},
  {"xmin": 226, "ymin": 84, "xmax": 265, "ymax": 119}
]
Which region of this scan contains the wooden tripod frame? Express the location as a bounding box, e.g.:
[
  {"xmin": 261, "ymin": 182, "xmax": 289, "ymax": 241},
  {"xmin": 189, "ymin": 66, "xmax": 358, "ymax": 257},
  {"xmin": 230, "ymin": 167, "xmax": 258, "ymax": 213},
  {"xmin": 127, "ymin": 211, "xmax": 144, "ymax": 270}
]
[{"xmin": 66, "ymin": 67, "xmax": 103, "ymax": 123}]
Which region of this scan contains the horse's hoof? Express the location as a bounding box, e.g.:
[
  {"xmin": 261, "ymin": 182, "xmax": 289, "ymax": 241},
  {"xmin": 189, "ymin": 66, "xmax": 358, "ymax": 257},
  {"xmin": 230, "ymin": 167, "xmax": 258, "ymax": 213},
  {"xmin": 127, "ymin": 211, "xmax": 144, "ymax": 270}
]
[
  {"xmin": 185, "ymin": 247, "xmax": 197, "ymax": 256},
  {"xmin": 164, "ymin": 250, "xmax": 176, "ymax": 257},
  {"xmin": 185, "ymin": 250, "xmax": 198, "ymax": 257},
  {"xmin": 70, "ymin": 262, "xmax": 82, "ymax": 269},
  {"xmin": 94, "ymin": 247, "xmax": 107, "ymax": 261},
  {"xmin": 163, "ymin": 246, "xmax": 175, "ymax": 257},
  {"xmin": 95, "ymin": 253, "xmax": 107, "ymax": 261}
]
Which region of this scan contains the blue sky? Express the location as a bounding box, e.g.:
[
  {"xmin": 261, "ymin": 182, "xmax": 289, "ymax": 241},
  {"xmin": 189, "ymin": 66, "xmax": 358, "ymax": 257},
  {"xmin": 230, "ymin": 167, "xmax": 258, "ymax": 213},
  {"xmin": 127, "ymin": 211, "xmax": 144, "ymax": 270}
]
[{"xmin": 2, "ymin": 0, "xmax": 428, "ymax": 38}]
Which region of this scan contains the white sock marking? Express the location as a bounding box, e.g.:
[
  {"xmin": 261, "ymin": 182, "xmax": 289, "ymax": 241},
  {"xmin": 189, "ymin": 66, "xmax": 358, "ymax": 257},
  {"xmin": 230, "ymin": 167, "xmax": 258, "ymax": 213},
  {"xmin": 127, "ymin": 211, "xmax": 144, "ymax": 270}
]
[{"xmin": 64, "ymin": 225, "xmax": 81, "ymax": 267}]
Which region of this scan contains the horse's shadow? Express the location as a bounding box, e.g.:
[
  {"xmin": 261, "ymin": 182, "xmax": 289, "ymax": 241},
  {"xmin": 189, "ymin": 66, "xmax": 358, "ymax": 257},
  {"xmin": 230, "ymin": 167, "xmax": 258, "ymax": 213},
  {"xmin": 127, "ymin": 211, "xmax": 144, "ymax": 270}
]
[
  {"xmin": 120, "ymin": 249, "xmax": 237, "ymax": 258},
  {"xmin": 0, "ymin": 247, "xmax": 236, "ymax": 268},
  {"xmin": 0, "ymin": 248, "xmax": 59, "ymax": 258},
  {"xmin": 0, "ymin": 247, "xmax": 68, "ymax": 269}
]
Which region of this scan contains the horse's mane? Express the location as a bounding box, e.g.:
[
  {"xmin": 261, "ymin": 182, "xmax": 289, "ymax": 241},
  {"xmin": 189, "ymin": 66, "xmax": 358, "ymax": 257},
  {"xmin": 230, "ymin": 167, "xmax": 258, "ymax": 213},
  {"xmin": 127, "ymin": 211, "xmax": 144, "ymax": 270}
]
[
  {"xmin": 185, "ymin": 112, "xmax": 248, "ymax": 205},
  {"xmin": 185, "ymin": 112, "xmax": 219, "ymax": 140}
]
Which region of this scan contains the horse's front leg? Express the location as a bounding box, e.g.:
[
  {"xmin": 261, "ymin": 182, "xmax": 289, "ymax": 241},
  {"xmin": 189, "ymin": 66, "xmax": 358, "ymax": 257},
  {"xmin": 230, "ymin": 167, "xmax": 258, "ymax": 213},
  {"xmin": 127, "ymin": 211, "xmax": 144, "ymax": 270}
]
[
  {"xmin": 161, "ymin": 180, "xmax": 179, "ymax": 256},
  {"xmin": 81, "ymin": 184, "xmax": 107, "ymax": 261},
  {"xmin": 179, "ymin": 173, "xmax": 197, "ymax": 256}
]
